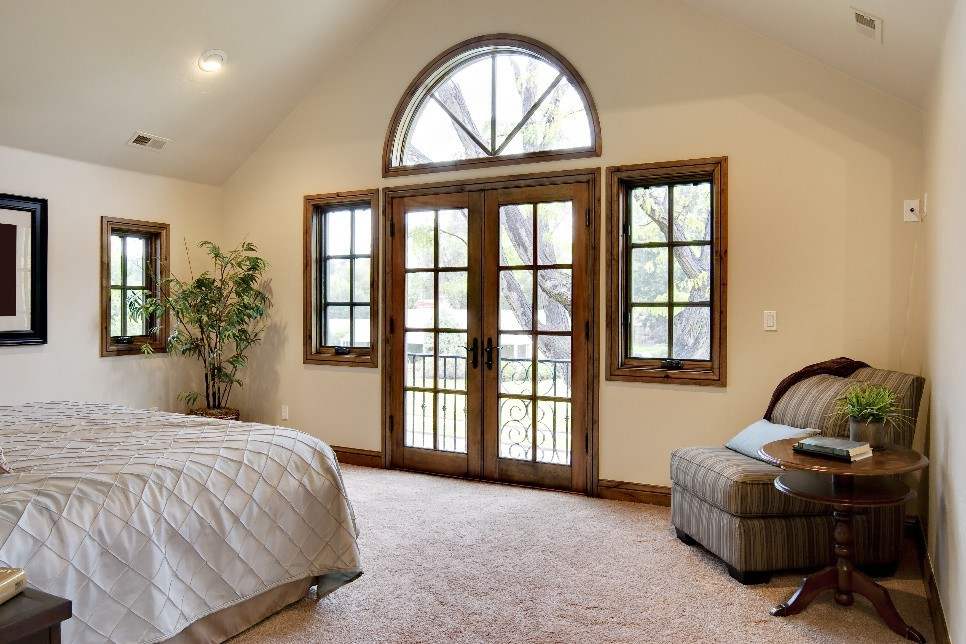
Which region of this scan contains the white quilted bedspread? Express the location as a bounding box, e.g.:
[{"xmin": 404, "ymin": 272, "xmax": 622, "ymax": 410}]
[{"xmin": 0, "ymin": 402, "xmax": 361, "ymax": 643}]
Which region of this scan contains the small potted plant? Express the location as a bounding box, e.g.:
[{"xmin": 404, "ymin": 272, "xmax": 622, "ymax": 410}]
[
  {"xmin": 832, "ymin": 384, "xmax": 906, "ymax": 449},
  {"xmin": 132, "ymin": 240, "xmax": 270, "ymax": 420}
]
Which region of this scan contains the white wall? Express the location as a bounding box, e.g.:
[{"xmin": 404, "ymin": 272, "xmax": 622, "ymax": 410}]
[
  {"xmin": 0, "ymin": 145, "xmax": 221, "ymax": 409},
  {"xmin": 924, "ymin": 0, "xmax": 966, "ymax": 638},
  {"xmin": 220, "ymin": 0, "xmax": 926, "ymax": 486}
]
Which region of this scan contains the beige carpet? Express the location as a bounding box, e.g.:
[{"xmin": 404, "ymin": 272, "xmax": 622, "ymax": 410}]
[{"xmin": 233, "ymin": 465, "xmax": 935, "ymax": 643}]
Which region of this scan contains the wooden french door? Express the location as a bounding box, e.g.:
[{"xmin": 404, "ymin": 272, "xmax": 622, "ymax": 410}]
[{"xmin": 385, "ymin": 175, "xmax": 594, "ymax": 493}]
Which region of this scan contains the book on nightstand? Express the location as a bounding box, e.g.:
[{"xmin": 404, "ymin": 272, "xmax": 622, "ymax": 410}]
[
  {"xmin": 0, "ymin": 569, "xmax": 26, "ymax": 606},
  {"xmin": 793, "ymin": 436, "xmax": 873, "ymax": 462}
]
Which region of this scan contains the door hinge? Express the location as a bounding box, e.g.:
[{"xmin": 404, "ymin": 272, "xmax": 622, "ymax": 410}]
[
  {"xmin": 389, "ymin": 215, "xmax": 395, "ymax": 237},
  {"xmin": 585, "ymin": 207, "xmax": 591, "ymax": 227},
  {"xmin": 389, "ymin": 415, "xmax": 394, "ymax": 433},
  {"xmin": 584, "ymin": 320, "xmax": 590, "ymax": 340},
  {"xmin": 585, "ymin": 432, "xmax": 589, "ymax": 453},
  {"xmin": 389, "ymin": 316, "xmax": 395, "ymax": 334}
]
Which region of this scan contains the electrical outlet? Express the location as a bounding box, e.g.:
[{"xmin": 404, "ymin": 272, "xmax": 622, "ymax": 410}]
[
  {"xmin": 763, "ymin": 310, "xmax": 778, "ymax": 332},
  {"xmin": 281, "ymin": 404, "xmax": 289, "ymax": 421},
  {"xmin": 903, "ymin": 199, "xmax": 921, "ymax": 222}
]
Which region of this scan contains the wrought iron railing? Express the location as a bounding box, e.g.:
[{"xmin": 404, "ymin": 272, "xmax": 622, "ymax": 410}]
[{"xmin": 403, "ymin": 352, "xmax": 572, "ymax": 464}]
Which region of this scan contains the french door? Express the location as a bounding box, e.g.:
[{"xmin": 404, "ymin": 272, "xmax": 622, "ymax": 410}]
[{"xmin": 385, "ymin": 174, "xmax": 595, "ymax": 493}]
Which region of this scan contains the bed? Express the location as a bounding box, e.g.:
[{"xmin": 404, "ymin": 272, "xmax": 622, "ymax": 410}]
[{"xmin": 0, "ymin": 402, "xmax": 362, "ymax": 643}]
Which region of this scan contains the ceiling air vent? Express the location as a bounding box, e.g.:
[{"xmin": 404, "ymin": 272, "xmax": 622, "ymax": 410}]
[
  {"xmin": 852, "ymin": 7, "xmax": 883, "ymax": 43},
  {"xmin": 127, "ymin": 131, "xmax": 170, "ymax": 152}
]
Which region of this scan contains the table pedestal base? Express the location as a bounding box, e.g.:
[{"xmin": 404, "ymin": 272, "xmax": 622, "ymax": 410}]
[{"xmin": 770, "ymin": 505, "xmax": 925, "ymax": 643}]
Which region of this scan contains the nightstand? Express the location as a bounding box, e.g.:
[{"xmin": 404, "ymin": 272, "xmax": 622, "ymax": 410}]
[{"xmin": 0, "ymin": 587, "xmax": 71, "ymax": 643}]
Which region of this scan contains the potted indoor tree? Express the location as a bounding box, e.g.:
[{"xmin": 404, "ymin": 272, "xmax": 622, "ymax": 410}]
[
  {"xmin": 133, "ymin": 240, "xmax": 270, "ymax": 420},
  {"xmin": 833, "ymin": 384, "xmax": 906, "ymax": 449}
]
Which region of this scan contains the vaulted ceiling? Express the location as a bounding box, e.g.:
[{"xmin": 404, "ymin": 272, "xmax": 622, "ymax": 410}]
[
  {"xmin": 0, "ymin": 0, "xmax": 952, "ymax": 186},
  {"xmin": 0, "ymin": 0, "xmax": 397, "ymax": 185}
]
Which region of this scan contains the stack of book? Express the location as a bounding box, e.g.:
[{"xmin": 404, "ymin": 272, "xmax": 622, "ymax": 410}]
[
  {"xmin": 0, "ymin": 568, "xmax": 25, "ymax": 605},
  {"xmin": 793, "ymin": 436, "xmax": 873, "ymax": 462}
]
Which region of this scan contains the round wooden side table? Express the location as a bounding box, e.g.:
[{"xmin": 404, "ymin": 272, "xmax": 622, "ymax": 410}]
[{"xmin": 758, "ymin": 438, "xmax": 929, "ymax": 643}]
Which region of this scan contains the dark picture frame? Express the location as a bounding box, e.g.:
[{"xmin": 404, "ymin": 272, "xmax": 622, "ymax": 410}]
[{"xmin": 0, "ymin": 193, "xmax": 47, "ymax": 346}]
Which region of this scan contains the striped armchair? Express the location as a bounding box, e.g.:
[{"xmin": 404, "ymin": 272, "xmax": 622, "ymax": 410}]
[{"xmin": 670, "ymin": 366, "xmax": 924, "ymax": 584}]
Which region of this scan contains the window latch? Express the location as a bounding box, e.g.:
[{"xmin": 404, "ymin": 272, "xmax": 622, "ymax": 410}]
[
  {"xmin": 334, "ymin": 346, "xmax": 351, "ymax": 355},
  {"xmin": 661, "ymin": 359, "xmax": 684, "ymax": 370}
]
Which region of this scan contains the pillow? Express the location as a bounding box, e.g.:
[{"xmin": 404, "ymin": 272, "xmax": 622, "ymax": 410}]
[{"xmin": 725, "ymin": 419, "xmax": 819, "ymax": 463}]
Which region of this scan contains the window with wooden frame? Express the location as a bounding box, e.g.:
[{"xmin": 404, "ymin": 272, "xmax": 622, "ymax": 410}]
[
  {"xmin": 100, "ymin": 217, "xmax": 169, "ymax": 357},
  {"xmin": 383, "ymin": 34, "xmax": 601, "ymax": 177},
  {"xmin": 606, "ymin": 158, "xmax": 727, "ymax": 385},
  {"xmin": 304, "ymin": 190, "xmax": 379, "ymax": 367}
]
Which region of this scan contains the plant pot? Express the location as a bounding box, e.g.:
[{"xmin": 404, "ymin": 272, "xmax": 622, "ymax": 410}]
[
  {"xmin": 849, "ymin": 417, "xmax": 887, "ymax": 449},
  {"xmin": 189, "ymin": 407, "xmax": 240, "ymax": 421}
]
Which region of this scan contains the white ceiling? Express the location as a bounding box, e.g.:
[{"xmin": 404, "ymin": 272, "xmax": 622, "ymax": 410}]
[
  {"xmin": 0, "ymin": 0, "xmax": 396, "ymax": 185},
  {"xmin": 685, "ymin": 0, "xmax": 953, "ymax": 106},
  {"xmin": 0, "ymin": 0, "xmax": 952, "ymax": 186}
]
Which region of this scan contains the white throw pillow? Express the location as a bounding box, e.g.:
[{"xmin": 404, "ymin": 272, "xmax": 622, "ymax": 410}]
[{"xmin": 725, "ymin": 419, "xmax": 820, "ymax": 463}]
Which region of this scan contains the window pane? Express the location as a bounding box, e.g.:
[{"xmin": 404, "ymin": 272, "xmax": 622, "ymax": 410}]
[
  {"xmin": 405, "ymin": 390, "xmax": 435, "ymax": 449},
  {"xmin": 438, "ymin": 208, "xmax": 468, "ymax": 267},
  {"xmin": 536, "ymin": 400, "xmax": 570, "ymax": 465},
  {"xmin": 499, "ymin": 78, "xmax": 591, "ymax": 154},
  {"xmin": 629, "ymin": 307, "xmax": 668, "ymax": 359},
  {"xmin": 326, "ymin": 259, "xmax": 350, "ymax": 302},
  {"xmin": 500, "ymin": 270, "xmax": 532, "ymax": 331},
  {"xmin": 110, "ymin": 235, "xmax": 124, "ymax": 285},
  {"xmin": 500, "ymin": 204, "xmax": 533, "ymax": 266},
  {"xmin": 630, "ymin": 248, "xmax": 668, "ymax": 303},
  {"xmin": 406, "ymin": 272, "xmax": 434, "ymax": 328},
  {"xmin": 673, "ymin": 246, "xmax": 711, "ymax": 302},
  {"xmin": 438, "ymin": 271, "xmax": 467, "ymax": 329},
  {"xmin": 126, "ymin": 290, "xmax": 146, "ymax": 336},
  {"xmin": 352, "ymin": 258, "xmax": 370, "ymax": 303},
  {"xmin": 499, "ymin": 397, "xmax": 532, "ymax": 460},
  {"xmin": 353, "ymin": 208, "xmax": 371, "ymax": 255},
  {"xmin": 406, "ymin": 210, "xmax": 435, "ymax": 269},
  {"xmin": 110, "ymin": 289, "xmax": 124, "ymax": 336},
  {"xmin": 630, "ymin": 186, "xmax": 668, "ymax": 244},
  {"xmin": 437, "ymin": 392, "xmax": 467, "ymax": 454},
  {"xmin": 537, "ymin": 201, "xmax": 572, "ymax": 265},
  {"xmin": 500, "ymin": 333, "xmax": 532, "ymax": 395},
  {"xmin": 125, "ymin": 236, "xmax": 146, "ymax": 287},
  {"xmin": 494, "ymin": 53, "xmax": 559, "ymax": 148},
  {"xmin": 325, "ymin": 306, "xmax": 351, "ymax": 346},
  {"xmin": 352, "ymin": 306, "xmax": 370, "ymax": 347},
  {"xmin": 537, "ymin": 335, "xmax": 570, "ymax": 398},
  {"xmin": 537, "ymin": 269, "xmax": 571, "ymax": 331},
  {"xmin": 432, "ymin": 55, "xmax": 492, "ymax": 148},
  {"xmin": 673, "ymin": 182, "xmax": 712, "ymax": 241},
  {"xmin": 403, "ymin": 99, "xmax": 488, "ymax": 165},
  {"xmin": 673, "ymin": 306, "xmax": 711, "ymax": 360},
  {"xmin": 325, "ymin": 209, "xmax": 352, "ymax": 255},
  {"xmin": 405, "ymin": 331, "xmax": 434, "ymax": 387},
  {"xmin": 437, "ymin": 332, "xmax": 467, "ymax": 392}
]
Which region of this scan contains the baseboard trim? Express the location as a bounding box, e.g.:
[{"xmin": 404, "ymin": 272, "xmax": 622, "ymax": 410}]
[
  {"xmin": 598, "ymin": 479, "xmax": 671, "ymax": 507},
  {"xmin": 331, "ymin": 446, "xmax": 384, "ymax": 469},
  {"xmin": 908, "ymin": 518, "xmax": 950, "ymax": 644}
]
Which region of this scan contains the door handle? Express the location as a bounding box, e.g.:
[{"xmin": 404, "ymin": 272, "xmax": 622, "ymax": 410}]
[
  {"xmin": 466, "ymin": 338, "xmax": 479, "ymax": 369},
  {"xmin": 485, "ymin": 337, "xmax": 495, "ymax": 370}
]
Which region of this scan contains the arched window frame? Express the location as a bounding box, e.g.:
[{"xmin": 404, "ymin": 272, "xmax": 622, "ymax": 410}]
[{"xmin": 383, "ymin": 34, "xmax": 602, "ymax": 177}]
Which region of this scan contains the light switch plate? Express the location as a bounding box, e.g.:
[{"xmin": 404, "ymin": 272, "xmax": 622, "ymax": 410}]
[
  {"xmin": 763, "ymin": 310, "xmax": 778, "ymax": 332},
  {"xmin": 904, "ymin": 199, "xmax": 921, "ymax": 222},
  {"xmin": 281, "ymin": 404, "xmax": 289, "ymax": 421}
]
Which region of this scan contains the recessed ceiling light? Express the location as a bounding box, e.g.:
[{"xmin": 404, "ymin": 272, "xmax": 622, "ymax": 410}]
[{"xmin": 198, "ymin": 49, "xmax": 227, "ymax": 73}]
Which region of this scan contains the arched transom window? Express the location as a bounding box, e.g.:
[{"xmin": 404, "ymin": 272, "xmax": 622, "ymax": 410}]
[{"xmin": 384, "ymin": 34, "xmax": 601, "ymax": 176}]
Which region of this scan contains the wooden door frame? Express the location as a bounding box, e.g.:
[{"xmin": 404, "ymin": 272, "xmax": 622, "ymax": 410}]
[{"xmin": 381, "ymin": 167, "xmax": 601, "ymax": 495}]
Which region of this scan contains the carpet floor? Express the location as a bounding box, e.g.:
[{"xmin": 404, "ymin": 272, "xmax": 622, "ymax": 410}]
[{"xmin": 233, "ymin": 465, "xmax": 935, "ymax": 643}]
